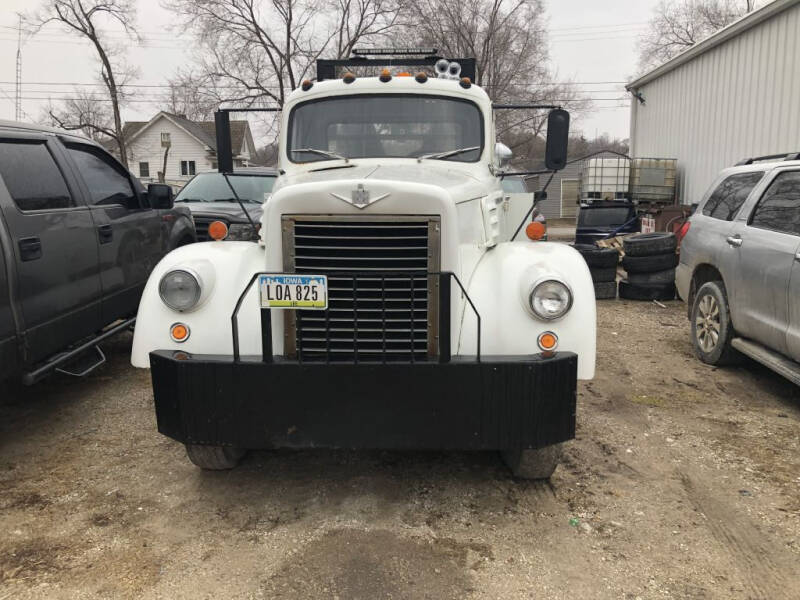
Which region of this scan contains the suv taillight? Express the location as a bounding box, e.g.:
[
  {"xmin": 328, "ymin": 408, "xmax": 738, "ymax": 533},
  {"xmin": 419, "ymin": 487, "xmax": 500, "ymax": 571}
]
[{"xmin": 676, "ymin": 220, "xmax": 691, "ymax": 244}]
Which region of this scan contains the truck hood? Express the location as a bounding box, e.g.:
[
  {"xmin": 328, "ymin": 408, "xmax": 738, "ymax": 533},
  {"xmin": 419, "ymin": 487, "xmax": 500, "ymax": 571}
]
[
  {"xmin": 275, "ymin": 163, "xmax": 490, "ymax": 204},
  {"xmin": 181, "ymin": 201, "xmax": 263, "ymax": 224}
]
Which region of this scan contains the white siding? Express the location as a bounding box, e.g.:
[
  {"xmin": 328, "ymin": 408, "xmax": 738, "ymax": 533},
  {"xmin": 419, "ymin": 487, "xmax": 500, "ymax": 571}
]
[
  {"xmin": 629, "ymin": 0, "xmax": 800, "ymax": 204},
  {"xmin": 126, "ymin": 115, "xmax": 214, "ymax": 184}
]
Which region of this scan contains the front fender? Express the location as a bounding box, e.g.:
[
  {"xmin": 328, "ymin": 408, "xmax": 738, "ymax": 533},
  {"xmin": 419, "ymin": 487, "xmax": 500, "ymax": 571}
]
[
  {"xmin": 131, "ymin": 242, "xmax": 265, "ymax": 367},
  {"xmin": 459, "ymin": 241, "xmax": 596, "ymax": 379}
]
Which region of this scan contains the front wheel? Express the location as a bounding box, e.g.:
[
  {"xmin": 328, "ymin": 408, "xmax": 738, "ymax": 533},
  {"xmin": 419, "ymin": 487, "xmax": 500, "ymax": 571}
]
[
  {"xmin": 502, "ymin": 444, "xmax": 563, "ymax": 479},
  {"xmin": 691, "ymin": 280, "xmax": 737, "ymax": 365},
  {"xmin": 185, "ymin": 444, "xmax": 246, "ymax": 470}
]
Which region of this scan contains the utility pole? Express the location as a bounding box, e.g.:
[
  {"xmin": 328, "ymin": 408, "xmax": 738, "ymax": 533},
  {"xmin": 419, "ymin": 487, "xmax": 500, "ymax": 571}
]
[{"xmin": 15, "ymin": 15, "xmax": 22, "ymax": 121}]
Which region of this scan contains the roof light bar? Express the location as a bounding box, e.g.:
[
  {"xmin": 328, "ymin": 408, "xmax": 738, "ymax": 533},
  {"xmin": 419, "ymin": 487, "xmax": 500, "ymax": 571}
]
[{"xmin": 352, "ymin": 47, "xmax": 438, "ymax": 56}]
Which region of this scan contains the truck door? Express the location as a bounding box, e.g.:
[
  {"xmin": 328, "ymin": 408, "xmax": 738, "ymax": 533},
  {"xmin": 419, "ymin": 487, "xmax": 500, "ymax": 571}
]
[
  {"xmin": 61, "ymin": 142, "xmax": 162, "ymax": 324},
  {"xmin": 730, "ymin": 170, "xmax": 800, "ymax": 355},
  {"xmin": 0, "ymin": 135, "xmax": 102, "ymax": 364}
]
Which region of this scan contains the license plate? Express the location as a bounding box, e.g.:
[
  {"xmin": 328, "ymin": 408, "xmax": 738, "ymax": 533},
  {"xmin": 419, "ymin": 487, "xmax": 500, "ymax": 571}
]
[{"xmin": 258, "ymin": 274, "xmax": 328, "ymax": 310}]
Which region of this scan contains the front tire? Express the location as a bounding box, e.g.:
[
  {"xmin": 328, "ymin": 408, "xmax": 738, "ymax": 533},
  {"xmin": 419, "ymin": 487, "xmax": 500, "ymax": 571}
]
[
  {"xmin": 691, "ymin": 281, "xmax": 737, "ymax": 365},
  {"xmin": 185, "ymin": 444, "xmax": 246, "ymax": 470},
  {"xmin": 502, "ymin": 444, "xmax": 562, "ymax": 479}
]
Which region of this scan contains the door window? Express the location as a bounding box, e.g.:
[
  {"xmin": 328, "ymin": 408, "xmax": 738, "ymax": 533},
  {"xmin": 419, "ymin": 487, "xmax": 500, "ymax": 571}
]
[
  {"xmin": 702, "ymin": 172, "xmax": 764, "ymax": 221},
  {"xmin": 65, "ymin": 144, "xmax": 137, "ymax": 208},
  {"xmin": 749, "ymin": 171, "xmax": 800, "ymax": 236},
  {"xmin": 0, "ymin": 140, "xmax": 73, "ymax": 211}
]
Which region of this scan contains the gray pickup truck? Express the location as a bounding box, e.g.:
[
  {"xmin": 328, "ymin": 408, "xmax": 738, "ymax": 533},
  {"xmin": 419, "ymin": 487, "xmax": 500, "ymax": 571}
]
[
  {"xmin": 677, "ymin": 153, "xmax": 800, "ymax": 384},
  {"xmin": 0, "ymin": 121, "xmax": 196, "ymax": 384}
]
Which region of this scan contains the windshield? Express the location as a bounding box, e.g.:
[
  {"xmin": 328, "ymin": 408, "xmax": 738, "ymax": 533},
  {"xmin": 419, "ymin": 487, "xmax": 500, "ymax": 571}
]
[
  {"xmin": 288, "ymin": 94, "xmax": 483, "ymax": 163},
  {"xmin": 175, "ymin": 173, "xmax": 276, "ymax": 204},
  {"xmin": 578, "ymin": 206, "xmax": 633, "ymax": 228}
]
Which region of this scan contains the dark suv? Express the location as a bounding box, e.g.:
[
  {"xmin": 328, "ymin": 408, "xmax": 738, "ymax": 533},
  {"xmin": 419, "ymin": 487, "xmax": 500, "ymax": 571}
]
[
  {"xmin": 174, "ymin": 168, "xmax": 277, "ymax": 241},
  {"xmin": 0, "ymin": 121, "xmax": 195, "ymax": 383}
]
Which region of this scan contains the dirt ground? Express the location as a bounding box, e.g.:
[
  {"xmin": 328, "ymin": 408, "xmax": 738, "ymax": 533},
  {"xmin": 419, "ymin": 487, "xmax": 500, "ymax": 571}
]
[{"xmin": 1, "ymin": 299, "xmax": 799, "ymax": 600}]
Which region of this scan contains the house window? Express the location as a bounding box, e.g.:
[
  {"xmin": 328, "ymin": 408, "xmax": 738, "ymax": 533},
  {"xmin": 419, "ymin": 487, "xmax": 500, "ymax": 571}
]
[
  {"xmin": 180, "ymin": 160, "xmax": 196, "ymax": 176},
  {"xmin": 139, "ymin": 162, "xmax": 150, "ymax": 178}
]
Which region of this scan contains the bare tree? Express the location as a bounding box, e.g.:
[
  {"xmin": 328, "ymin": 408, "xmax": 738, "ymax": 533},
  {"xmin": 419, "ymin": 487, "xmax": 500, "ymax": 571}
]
[
  {"xmin": 43, "ymin": 90, "xmax": 115, "ymax": 142},
  {"xmin": 404, "ymin": 0, "xmax": 584, "ymax": 166},
  {"xmin": 163, "ymin": 0, "xmax": 407, "ymax": 109},
  {"xmin": 159, "ymin": 69, "xmax": 224, "ymax": 121},
  {"xmin": 639, "ymin": 0, "xmax": 757, "ymax": 70},
  {"xmin": 28, "ymin": 0, "xmax": 139, "ymax": 166}
]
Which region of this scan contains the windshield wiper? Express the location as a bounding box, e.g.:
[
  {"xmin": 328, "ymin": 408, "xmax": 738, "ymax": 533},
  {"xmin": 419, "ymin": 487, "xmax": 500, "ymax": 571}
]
[
  {"xmin": 417, "ymin": 146, "xmax": 480, "ymax": 162},
  {"xmin": 291, "ymin": 148, "xmax": 349, "ymax": 163},
  {"xmin": 217, "ymin": 197, "xmax": 261, "ymax": 204}
]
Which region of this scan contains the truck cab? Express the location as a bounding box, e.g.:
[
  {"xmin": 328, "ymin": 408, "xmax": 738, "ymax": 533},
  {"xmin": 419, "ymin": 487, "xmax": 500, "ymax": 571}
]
[{"xmin": 131, "ymin": 55, "xmax": 596, "ymax": 478}]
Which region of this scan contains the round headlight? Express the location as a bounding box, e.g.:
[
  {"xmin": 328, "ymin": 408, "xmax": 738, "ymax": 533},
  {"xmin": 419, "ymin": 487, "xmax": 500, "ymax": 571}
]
[
  {"xmin": 159, "ymin": 269, "xmax": 201, "ymax": 311},
  {"xmin": 529, "ymin": 280, "xmax": 572, "ymax": 320}
]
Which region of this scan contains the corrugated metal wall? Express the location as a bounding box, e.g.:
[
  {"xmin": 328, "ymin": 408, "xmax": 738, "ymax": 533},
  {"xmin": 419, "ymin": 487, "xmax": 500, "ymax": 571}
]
[{"xmin": 629, "ymin": 1, "xmax": 800, "ymax": 204}]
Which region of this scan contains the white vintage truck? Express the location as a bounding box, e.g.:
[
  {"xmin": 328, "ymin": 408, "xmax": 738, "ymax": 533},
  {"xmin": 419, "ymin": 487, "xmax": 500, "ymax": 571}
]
[{"xmin": 131, "ymin": 53, "xmax": 596, "ymax": 479}]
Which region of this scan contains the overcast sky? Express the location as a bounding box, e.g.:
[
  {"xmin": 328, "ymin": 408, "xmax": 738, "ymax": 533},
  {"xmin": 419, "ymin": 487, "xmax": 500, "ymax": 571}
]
[{"xmin": 0, "ymin": 0, "xmax": 660, "ymax": 144}]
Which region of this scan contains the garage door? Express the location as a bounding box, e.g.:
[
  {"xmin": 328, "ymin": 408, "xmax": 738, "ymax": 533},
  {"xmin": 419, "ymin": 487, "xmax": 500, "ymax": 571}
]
[{"xmin": 561, "ymin": 179, "xmax": 579, "ymax": 218}]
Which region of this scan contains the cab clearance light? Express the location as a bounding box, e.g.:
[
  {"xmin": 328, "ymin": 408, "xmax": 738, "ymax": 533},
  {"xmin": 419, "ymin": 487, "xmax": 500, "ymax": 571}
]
[
  {"xmin": 208, "ymin": 220, "xmax": 228, "ymax": 241},
  {"xmin": 379, "ymin": 68, "xmax": 392, "ymax": 82},
  {"xmin": 396, "ymin": 72, "xmax": 411, "ymax": 77},
  {"xmin": 170, "ymin": 322, "xmax": 190, "ymax": 343},
  {"xmin": 459, "ymin": 77, "xmax": 472, "ymax": 89},
  {"xmin": 343, "ymin": 72, "xmax": 356, "ymax": 84},
  {"xmin": 415, "ymin": 72, "xmax": 428, "ymax": 83},
  {"xmin": 525, "ymin": 221, "xmax": 547, "ymax": 241},
  {"xmin": 537, "ymin": 331, "xmax": 558, "ymax": 356},
  {"xmin": 301, "ymin": 80, "xmax": 313, "ymax": 91}
]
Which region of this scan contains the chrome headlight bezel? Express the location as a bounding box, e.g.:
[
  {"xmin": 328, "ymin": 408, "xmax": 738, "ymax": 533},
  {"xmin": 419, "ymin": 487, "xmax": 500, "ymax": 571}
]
[
  {"xmin": 528, "ymin": 279, "xmax": 573, "ymax": 321},
  {"xmin": 159, "ymin": 268, "xmax": 202, "ymax": 312}
]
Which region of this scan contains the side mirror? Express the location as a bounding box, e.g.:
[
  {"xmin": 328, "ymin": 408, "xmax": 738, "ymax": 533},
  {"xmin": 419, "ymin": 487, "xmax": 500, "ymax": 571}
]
[
  {"xmin": 148, "ymin": 183, "xmax": 174, "ymax": 209},
  {"xmin": 495, "ymin": 142, "xmax": 513, "ymax": 171},
  {"xmin": 544, "ymin": 108, "xmax": 570, "ymax": 171}
]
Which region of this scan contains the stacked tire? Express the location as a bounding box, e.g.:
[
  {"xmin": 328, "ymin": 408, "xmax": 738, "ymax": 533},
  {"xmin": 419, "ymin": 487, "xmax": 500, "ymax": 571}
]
[
  {"xmin": 573, "ymin": 244, "xmax": 618, "ymax": 299},
  {"xmin": 619, "ymin": 233, "xmax": 678, "ymax": 301}
]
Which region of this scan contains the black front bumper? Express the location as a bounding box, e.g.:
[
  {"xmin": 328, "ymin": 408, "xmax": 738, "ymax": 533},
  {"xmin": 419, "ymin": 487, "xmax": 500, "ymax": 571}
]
[{"xmin": 150, "ymin": 350, "xmax": 577, "ymax": 451}]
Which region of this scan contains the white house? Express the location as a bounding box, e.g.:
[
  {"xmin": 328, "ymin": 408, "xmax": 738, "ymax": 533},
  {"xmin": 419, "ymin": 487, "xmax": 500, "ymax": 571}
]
[
  {"xmin": 118, "ymin": 111, "xmax": 257, "ymax": 185},
  {"xmin": 627, "ymin": 0, "xmax": 800, "ymax": 204}
]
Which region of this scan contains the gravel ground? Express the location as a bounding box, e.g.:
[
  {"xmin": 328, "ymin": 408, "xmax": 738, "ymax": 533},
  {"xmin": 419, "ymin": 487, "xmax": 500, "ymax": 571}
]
[{"xmin": 1, "ymin": 299, "xmax": 799, "ymax": 599}]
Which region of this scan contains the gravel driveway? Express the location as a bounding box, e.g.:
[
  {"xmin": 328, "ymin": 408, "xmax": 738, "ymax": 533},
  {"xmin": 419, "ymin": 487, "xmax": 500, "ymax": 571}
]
[{"xmin": 1, "ymin": 299, "xmax": 798, "ymax": 599}]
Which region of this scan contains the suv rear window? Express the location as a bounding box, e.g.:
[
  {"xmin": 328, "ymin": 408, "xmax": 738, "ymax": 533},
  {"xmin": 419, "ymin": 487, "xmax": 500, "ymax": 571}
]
[
  {"xmin": 702, "ymin": 172, "xmax": 763, "ymax": 221},
  {"xmin": 0, "ymin": 140, "xmax": 73, "ymax": 211}
]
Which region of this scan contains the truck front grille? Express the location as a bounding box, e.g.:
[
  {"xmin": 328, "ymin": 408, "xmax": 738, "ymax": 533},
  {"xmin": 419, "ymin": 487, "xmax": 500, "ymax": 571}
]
[{"xmin": 283, "ymin": 215, "xmax": 440, "ymax": 362}]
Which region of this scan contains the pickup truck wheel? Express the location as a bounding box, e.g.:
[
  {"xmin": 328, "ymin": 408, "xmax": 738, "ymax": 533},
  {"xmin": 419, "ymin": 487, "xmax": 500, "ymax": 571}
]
[
  {"xmin": 691, "ymin": 281, "xmax": 737, "ymax": 365},
  {"xmin": 502, "ymin": 444, "xmax": 562, "ymax": 479},
  {"xmin": 185, "ymin": 444, "xmax": 246, "ymax": 470}
]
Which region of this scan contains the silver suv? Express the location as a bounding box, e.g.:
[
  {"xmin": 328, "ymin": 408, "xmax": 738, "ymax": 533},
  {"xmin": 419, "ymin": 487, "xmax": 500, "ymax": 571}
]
[{"xmin": 676, "ymin": 154, "xmax": 800, "ymax": 383}]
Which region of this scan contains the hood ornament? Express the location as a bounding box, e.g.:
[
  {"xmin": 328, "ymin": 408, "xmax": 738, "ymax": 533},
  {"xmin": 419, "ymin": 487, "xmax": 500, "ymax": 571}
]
[{"xmin": 330, "ymin": 184, "xmax": 389, "ymax": 209}]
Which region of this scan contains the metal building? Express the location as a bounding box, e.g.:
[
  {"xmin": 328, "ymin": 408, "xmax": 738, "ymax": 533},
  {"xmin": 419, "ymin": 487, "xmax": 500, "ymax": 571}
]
[{"xmin": 627, "ymin": 0, "xmax": 800, "ymax": 204}]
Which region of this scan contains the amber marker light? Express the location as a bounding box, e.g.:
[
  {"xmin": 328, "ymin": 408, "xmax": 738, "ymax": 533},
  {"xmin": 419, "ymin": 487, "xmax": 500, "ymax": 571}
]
[
  {"xmin": 396, "ymin": 71, "xmax": 411, "ymax": 77},
  {"xmin": 343, "ymin": 72, "xmax": 356, "ymax": 83},
  {"xmin": 379, "ymin": 68, "xmax": 392, "ymax": 82},
  {"xmin": 537, "ymin": 331, "xmax": 558, "ymax": 355},
  {"xmin": 415, "ymin": 72, "xmax": 428, "ymax": 83},
  {"xmin": 459, "ymin": 77, "xmax": 472, "ymax": 89},
  {"xmin": 525, "ymin": 221, "xmax": 547, "ymax": 241},
  {"xmin": 208, "ymin": 220, "xmax": 228, "ymax": 241},
  {"xmin": 301, "ymin": 79, "xmax": 313, "ymax": 91},
  {"xmin": 170, "ymin": 323, "xmax": 190, "ymax": 343}
]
